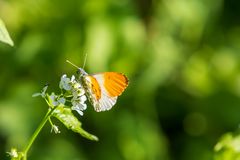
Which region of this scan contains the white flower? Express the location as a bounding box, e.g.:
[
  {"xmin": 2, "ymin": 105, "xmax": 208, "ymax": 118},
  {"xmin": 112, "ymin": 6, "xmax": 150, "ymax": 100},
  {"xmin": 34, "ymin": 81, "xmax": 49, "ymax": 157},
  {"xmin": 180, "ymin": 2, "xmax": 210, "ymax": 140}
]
[
  {"xmin": 71, "ymin": 95, "xmax": 87, "ymax": 116},
  {"xmin": 59, "ymin": 74, "xmax": 71, "ymax": 90},
  {"xmin": 59, "ymin": 74, "xmax": 88, "ymax": 116},
  {"xmin": 49, "ymin": 93, "xmax": 59, "ymax": 106},
  {"xmin": 72, "ymin": 87, "xmax": 85, "ymax": 98},
  {"xmin": 48, "ymin": 93, "xmax": 66, "ymax": 107},
  {"xmin": 8, "ymin": 148, "xmax": 18, "ymax": 158},
  {"xmin": 51, "ymin": 125, "xmax": 61, "ymax": 134},
  {"xmin": 79, "ymin": 94, "xmax": 87, "ymax": 102},
  {"xmin": 71, "ymin": 103, "xmax": 87, "ymax": 116},
  {"xmin": 71, "ymin": 75, "xmax": 75, "ymax": 82}
]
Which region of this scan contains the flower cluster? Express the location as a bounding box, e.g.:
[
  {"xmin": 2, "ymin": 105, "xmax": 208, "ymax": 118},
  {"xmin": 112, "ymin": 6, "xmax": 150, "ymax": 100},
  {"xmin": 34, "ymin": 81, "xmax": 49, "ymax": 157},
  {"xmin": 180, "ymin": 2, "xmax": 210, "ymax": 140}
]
[
  {"xmin": 33, "ymin": 74, "xmax": 87, "ymax": 116},
  {"xmin": 8, "ymin": 71, "xmax": 98, "ymax": 160},
  {"xmin": 59, "ymin": 74, "xmax": 87, "ymax": 116}
]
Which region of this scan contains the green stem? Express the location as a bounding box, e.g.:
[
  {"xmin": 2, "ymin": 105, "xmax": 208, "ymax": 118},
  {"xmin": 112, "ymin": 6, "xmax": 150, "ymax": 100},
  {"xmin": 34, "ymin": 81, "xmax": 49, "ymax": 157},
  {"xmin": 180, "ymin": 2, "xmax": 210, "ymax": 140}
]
[{"xmin": 22, "ymin": 108, "xmax": 54, "ymax": 160}]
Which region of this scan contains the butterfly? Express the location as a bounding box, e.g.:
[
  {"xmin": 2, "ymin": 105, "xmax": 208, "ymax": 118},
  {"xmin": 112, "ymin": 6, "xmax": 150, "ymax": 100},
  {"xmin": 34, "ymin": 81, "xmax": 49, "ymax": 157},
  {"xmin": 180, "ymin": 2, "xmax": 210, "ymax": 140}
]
[{"xmin": 67, "ymin": 60, "xmax": 129, "ymax": 112}]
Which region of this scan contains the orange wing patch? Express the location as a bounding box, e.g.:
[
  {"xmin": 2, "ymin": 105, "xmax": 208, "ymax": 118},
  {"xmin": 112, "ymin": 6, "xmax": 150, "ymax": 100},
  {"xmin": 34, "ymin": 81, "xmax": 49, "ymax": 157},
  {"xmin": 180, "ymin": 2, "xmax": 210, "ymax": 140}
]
[
  {"xmin": 87, "ymin": 76, "xmax": 101, "ymax": 100},
  {"xmin": 103, "ymin": 72, "xmax": 128, "ymax": 97}
]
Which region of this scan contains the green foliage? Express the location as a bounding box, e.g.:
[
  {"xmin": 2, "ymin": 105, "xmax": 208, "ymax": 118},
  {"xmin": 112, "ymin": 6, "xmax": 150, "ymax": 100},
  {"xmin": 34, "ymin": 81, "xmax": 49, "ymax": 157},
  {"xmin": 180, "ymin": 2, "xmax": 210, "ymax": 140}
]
[
  {"xmin": 214, "ymin": 132, "xmax": 240, "ymax": 160},
  {"xmin": 53, "ymin": 105, "xmax": 98, "ymax": 141},
  {"xmin": 0, "ymin": 0, "xmax": 240, "ymax": 159}
]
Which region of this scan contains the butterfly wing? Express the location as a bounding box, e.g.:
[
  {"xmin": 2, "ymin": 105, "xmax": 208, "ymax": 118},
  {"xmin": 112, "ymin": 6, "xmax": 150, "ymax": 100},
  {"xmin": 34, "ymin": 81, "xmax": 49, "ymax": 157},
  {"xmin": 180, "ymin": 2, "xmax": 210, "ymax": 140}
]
[{"xmin": 82, "ymin": 72, "xmax": 128, "ymax": 112}]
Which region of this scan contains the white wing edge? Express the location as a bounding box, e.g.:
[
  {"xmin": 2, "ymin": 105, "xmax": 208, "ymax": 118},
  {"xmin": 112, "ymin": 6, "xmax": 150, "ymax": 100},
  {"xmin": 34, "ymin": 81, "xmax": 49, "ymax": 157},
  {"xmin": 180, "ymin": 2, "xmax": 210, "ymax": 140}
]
[{"xmin": 92, "ymin": 74, "xmax": 118, "ymax": 112}]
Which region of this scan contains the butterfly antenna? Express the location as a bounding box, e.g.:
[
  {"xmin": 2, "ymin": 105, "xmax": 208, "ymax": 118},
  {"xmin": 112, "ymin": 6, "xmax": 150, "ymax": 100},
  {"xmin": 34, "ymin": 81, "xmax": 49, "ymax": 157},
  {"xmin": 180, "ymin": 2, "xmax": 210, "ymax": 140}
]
[
  {"xmin": 66, "ymin": 60, "xmax": 80, "ymax": 69},
  {"xmin": 82, "ymin": 53, "xmax": 88, "ymax": 69}
]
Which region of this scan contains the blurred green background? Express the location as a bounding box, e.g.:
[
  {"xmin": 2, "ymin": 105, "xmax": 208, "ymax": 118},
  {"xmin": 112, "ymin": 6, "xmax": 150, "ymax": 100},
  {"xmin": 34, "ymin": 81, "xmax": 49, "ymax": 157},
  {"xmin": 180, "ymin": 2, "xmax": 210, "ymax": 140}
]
[{"xmin": 1, "ymin": 0, "xmax": 240, "ymax": 159}]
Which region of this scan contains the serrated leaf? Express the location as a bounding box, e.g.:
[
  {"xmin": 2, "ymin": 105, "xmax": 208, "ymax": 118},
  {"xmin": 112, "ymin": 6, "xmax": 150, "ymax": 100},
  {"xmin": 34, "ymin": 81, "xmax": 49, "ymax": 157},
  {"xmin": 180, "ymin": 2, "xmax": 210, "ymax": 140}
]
[
  {"xmin": 0, "ymin": 18, "xmax": 14, "ymax": 46},
  {"xmin": 53, "ymin": 106, "xmax": 98, "ymax": 141}
]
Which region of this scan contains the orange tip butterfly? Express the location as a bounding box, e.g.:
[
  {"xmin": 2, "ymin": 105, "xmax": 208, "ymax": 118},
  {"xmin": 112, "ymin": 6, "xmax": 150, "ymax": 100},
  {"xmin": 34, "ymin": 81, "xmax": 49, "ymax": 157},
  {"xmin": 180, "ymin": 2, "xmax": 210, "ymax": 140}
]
[{"xmin": 66, "ymin": 60, "xmax": 129, "ymax": 112}]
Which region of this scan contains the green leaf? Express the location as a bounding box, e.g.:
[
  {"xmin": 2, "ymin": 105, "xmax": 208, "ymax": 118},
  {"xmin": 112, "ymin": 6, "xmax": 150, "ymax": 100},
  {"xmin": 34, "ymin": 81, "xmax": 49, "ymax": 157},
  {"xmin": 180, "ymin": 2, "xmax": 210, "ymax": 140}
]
[
  {"xmin": 0, "ymin": 18, "xmax": 14, "ymax": 46},
  {"xmin": 53, "ymin": 105, "xmax": 98, "ymax": 141}
]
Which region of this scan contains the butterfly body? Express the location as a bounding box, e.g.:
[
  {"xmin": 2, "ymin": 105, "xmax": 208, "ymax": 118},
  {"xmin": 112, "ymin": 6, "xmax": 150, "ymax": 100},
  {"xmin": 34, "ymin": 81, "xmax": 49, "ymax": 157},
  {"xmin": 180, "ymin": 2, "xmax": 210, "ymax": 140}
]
[{"xmin": 77, "ymin": 68, "xmax": 128, "ymax": 112}]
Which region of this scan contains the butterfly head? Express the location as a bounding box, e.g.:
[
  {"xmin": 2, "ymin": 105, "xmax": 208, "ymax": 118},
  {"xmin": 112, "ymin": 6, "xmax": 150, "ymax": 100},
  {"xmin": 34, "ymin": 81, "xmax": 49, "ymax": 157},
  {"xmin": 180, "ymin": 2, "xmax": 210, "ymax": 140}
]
[{"xmin": 77, "ymin": 68, "xmax": 88, "ymax": 77}]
